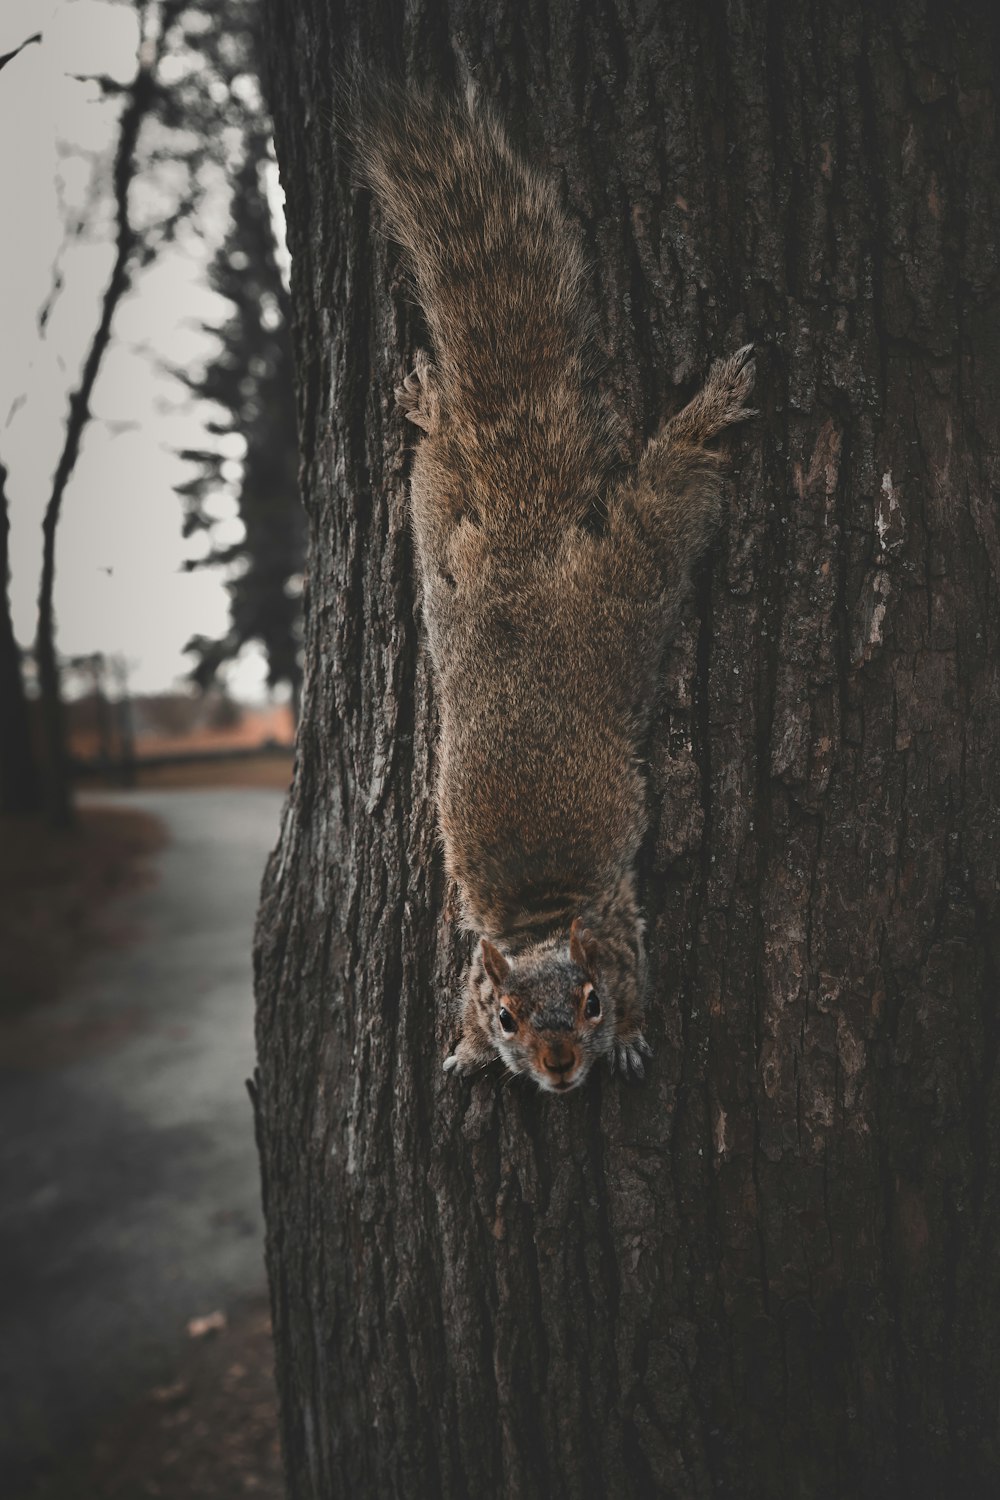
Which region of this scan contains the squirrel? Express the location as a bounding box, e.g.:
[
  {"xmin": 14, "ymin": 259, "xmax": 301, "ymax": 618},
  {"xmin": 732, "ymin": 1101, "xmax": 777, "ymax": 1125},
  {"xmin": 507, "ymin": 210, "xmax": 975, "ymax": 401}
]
[{"xmin": 350, "ymin": 84, "xmax": 755, "ymax": 1095}]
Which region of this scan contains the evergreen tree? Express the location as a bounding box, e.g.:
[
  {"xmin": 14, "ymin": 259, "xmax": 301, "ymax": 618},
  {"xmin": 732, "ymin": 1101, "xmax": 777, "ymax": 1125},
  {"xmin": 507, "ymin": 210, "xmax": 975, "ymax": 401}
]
[{"xmin": 177, "ymin": 130, "xmax": 303, "ymax": 709}]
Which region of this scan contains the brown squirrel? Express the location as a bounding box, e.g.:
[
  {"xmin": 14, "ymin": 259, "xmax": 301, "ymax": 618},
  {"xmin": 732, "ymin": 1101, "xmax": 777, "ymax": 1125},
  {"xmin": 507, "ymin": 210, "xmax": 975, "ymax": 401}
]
[{"xmin": 352, "ymin": 85, "xmax": 755, "ymax": 1095}]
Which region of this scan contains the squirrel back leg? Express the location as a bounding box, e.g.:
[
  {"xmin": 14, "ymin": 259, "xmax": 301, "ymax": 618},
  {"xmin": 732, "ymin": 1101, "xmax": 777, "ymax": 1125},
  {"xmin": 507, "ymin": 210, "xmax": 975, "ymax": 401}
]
[
  {"xmin": 401, "ymin": 373, "xmax": 490, "ymax": 595},
  {"xmin": 608, "ymin": 345, "xmax": 756, "ymax": 588},
  {"xmin": 662, "ymin": 343, "xmax": 756, "ymax": 450},
  {"xmin": 395, "ymin": 349, "xmax": 471, "ymax": 585}
]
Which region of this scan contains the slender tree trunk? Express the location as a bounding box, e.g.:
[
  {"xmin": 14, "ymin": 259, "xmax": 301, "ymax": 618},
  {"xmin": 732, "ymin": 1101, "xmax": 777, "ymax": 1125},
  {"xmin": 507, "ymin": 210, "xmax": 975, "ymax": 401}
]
[
  {"xmin": 91, "ymin": 654, "xmax": 114, "ymax": 771},
  {"xmin": 33, "ymin": 4, "xmax": 182, "ymax": 826},
  {"xmin": 110, "ymin": 655, "xmax": 136, "ymax": 789},
  {"xmin": 34, "ymin": 63, "xmax": 147, "ymax": 827},
  {"xmin": 254, "ymin": 3, "xmax": 1000, "ymax": 1496},
  {"xmin": 0, "ymin": 464, "xmax": 41, "ymax": 816}
]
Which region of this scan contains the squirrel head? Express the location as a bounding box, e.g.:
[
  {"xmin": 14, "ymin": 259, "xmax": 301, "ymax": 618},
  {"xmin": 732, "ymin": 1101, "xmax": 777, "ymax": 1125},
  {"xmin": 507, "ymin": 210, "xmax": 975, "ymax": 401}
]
[{"xmin": 478, "ymin": 919, "xmax": 613, "ymax": 1094}]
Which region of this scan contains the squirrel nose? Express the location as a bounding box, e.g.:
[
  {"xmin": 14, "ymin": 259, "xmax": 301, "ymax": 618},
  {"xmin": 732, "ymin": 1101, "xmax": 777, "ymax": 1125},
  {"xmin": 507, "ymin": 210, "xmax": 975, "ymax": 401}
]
[{"xmin": 544, "ymin": 1051, "xmax": 574, "ymax": 1074}]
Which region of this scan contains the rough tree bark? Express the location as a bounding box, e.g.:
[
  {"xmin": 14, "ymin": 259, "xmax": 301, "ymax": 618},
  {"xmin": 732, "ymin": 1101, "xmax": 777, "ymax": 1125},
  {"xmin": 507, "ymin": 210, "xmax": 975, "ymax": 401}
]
[{"xmin": 254, "ymin": 3, "xmax": 1000, "ymax": 1496}]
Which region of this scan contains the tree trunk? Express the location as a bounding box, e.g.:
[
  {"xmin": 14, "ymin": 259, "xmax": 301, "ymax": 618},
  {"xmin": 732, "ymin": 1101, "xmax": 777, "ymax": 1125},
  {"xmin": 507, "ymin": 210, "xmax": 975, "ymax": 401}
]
[
  {"xmin": 0, "ymin": 464, "xmax": 42, "ymax": 816},
  {"xmin": 108, "ymin": 655, "xmax": 136, "ymax": 789},
  {"xmin": 33, "ymin": 8, "xmax": 175, "ymax": 828},
  {"xmin": 253, "ymin": 3, "xmax": 1000, "ymax": 1496}
]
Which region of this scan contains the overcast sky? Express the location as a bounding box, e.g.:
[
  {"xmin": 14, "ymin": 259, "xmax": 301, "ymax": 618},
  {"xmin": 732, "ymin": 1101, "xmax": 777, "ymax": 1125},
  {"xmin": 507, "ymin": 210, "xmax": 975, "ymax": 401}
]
[{"xmin": 0, "ymin": 0, "xmax": 277, "ymax": 698}]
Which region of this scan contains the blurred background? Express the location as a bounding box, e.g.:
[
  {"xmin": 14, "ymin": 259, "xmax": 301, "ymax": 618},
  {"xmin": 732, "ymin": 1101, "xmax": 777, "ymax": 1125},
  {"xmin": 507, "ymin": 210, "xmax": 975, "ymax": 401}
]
[{"xmin": 1, "ymin": 1, "xmax": 296, "ymax": 1493}]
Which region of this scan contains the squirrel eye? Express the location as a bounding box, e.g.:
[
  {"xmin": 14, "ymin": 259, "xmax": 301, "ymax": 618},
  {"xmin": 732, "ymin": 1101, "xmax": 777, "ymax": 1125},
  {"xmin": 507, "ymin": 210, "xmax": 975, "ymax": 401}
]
[
  {"xmin": 584, "ymin": 990, "xmax": 601, "ymax": 1020},
  {"xmin": 498, "ymin": 1006, "xmax": 517, "ymax": 1034}
]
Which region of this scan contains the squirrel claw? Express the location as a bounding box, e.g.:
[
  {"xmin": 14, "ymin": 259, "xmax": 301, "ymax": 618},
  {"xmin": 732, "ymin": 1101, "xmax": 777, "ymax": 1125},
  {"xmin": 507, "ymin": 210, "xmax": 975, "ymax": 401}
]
[
  {"xmin": 705, "ymin": 343, "xmax": 757, "ymax": 425},
  {"xmin": 395, "ymin": 349, "xmax": 436, "ymax": 431},
  {"xmin": 612, "ymin": 1033, "xmax": 652, "ymax": 1080}
]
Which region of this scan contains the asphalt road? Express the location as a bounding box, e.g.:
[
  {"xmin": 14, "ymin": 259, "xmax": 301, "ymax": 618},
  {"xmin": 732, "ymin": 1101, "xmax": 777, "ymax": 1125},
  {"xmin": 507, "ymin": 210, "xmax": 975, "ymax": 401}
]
[{"xmin": 0, "ymin": 789, "xmax": 285, "ymax": 1491}]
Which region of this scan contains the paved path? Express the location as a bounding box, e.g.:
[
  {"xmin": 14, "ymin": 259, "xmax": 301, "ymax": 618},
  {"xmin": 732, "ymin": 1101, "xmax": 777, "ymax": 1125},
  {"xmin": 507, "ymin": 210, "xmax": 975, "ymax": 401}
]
[{"xmin": 0, "ymin": 789, "xmax": 285, "ymax": 1490}]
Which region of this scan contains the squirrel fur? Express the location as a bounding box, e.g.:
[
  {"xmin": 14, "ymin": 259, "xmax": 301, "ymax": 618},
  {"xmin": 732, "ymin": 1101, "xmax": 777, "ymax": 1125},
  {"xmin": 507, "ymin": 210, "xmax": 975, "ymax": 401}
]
[{"xmin": 350, "ymin": 84, "xmax": 756, "ymax": 1095}]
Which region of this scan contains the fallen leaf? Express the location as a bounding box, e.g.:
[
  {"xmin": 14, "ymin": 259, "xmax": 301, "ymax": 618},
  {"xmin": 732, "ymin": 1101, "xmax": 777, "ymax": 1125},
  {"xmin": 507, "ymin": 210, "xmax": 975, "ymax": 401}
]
[
  {"xmin": 150, "ymin": 1381, "xmax": 190, "ymax": 1406},
  {"xmin": 186, "ymin": 1310, "xmax": 227, "ymax": 1338}
]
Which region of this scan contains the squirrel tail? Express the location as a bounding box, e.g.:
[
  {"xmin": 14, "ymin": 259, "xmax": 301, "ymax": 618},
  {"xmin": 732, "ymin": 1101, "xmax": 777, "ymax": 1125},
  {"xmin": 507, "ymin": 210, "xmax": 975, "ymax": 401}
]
[{"xmin": 348, "ymin": 80, "xmax": 614, "ymax": 521}]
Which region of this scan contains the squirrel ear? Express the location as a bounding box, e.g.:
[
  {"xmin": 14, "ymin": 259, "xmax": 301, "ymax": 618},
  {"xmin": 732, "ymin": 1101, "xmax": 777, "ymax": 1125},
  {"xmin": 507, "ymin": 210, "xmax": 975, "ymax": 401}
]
[
  {"xmin": 480, "ymin": 938, "xmax": 511, "ymax": 990},
  {"xmin": 569, "ymin": 917, "xmax": 600, "ymax": 977}
]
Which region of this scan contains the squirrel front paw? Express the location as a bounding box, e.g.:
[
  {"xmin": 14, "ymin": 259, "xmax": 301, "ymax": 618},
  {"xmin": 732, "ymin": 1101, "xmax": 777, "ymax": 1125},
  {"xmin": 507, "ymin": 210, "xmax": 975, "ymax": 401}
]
[
  {"xmin": 395, "ymin": 348, "xmax": 438, "ymax": 433},
  {"xmin": 610, "ymin": 1030, "xmax": 652, "ymax": 1081},
  {"xmin": 443, "ymin": 1033, "xmax": 495, "ymax": 1076}
]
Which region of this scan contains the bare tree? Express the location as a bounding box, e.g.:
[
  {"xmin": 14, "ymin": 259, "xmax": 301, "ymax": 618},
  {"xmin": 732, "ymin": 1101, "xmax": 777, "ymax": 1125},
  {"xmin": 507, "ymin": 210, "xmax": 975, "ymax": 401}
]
[
  {"xmin": 253, "ymin": 2, "xmax": 1000, "ymax": 1497},
  {"xmin": 33, "ymin": 0, "xmax": 187, "ymax": 826},
  {"xmin": 0, "ymin": 33, "xmax": 44, "ymax": 815},
  {"xmin": 0, "ymin": 463, "xmax": 41, "ymax": 815}
]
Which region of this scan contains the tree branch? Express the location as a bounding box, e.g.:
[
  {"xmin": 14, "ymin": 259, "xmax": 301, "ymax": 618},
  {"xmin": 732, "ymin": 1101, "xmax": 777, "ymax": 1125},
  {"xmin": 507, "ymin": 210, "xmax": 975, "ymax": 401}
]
[{"xmin": 0, "ymin": 33, "xmax": 41, "ymax": 76}]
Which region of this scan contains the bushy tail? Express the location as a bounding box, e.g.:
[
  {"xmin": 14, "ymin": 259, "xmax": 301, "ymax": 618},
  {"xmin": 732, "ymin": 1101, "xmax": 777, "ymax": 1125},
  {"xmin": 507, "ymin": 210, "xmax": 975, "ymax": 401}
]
[{"xmin": 348, "ymin": 81, "xmax": 595, "ymax": 433}]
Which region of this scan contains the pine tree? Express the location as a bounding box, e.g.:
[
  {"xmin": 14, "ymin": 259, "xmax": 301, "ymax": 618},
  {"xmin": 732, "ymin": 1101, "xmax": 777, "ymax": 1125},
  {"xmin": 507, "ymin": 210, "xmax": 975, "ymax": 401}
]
[{"xmin": 175, "ymin": 132, "xmax": 304, "ymax": 708}]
